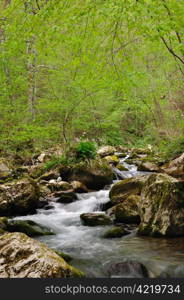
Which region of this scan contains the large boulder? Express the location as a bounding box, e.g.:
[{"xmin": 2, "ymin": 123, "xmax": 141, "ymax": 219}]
[
  {"xmin": 161, "ymin": 153, "xmax": 184, "ymax": 178},
  {"xmin": 109, "ymin": 176, "xmax": 147, "ymax": 204},
  {"xmin": 60, "ymin": 160, "xmax": 113, "ymax": 190},
  {"xmin": 6, "ymin": 219, "xmax": 54, "ymax": 237},
  {"xmin": 114, "ymin": 195, "xmax": 141, "ymax": 224},
  {"xmin": 0, "ymin": 232, "xmax": 84, "ymax": 278},
  {"xmin": 97, "ymin": 146, "xmax": 116, "ymax": 157},
  {"xmin": 80, "ymin": 213, "xmax": 112, "ymax": 226},
  {"xmin": 138, "ymin": 173, "xmax": 184, "ymax": 237},
  {"xmin": 0, "ymin": 178, "xmax": 40, "ymax": 216}
]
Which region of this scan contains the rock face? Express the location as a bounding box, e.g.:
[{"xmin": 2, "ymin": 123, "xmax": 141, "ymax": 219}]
[
  {"xmin": 0, "ymin": 178, "xmax": 40, "ymax": 216},
  {"xmin": 109, "ymin": 176, "xmax": 147, "ymax": 204},
  {"xmin": 0, "ymin": 232, "xmax": 85, "ymax": 278},
  {"xmin": 60, "ymin": 160, "xmax": 113, "ymax": 190},
  {"xmin": 97, "ymin": 146, "xmax": 116, "ymax": 157},
  {"xmin": 107, "ymin": 261, "xmax": 149, "ymax": 278},
  {"xmin": 115, "ymin": 195, "xmax": 141, "ymax": 224},
  {"xmin": 6, "ymin": 220, "xmax": 54, "ymax": 237},
  {"xmin": 102, "ymin": 226, "xmax": 129, "ymax": 238},
  {"xmin": 138, "ymin": 173, "xmax": 184, "ymax": 237},
  {"xmin": 161, "ymin": 153, "xmax": 184, "ymax": 178},
  {"xmin": 80, "ymin": 213, "xmax": 112, "ymax": 226}
]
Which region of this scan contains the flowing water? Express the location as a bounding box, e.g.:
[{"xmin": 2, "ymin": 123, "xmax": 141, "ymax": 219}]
[{"xmin": 14, "ymin": 159, "xmax": 184, "ymax": 277}]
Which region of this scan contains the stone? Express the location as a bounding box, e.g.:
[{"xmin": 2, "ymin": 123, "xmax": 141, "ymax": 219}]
[
  {"xmin": 114, "ymin": 195, "xmax": 141, "ymax": 224},
  {"xmin": 6, "ymin": 219, "xmax": 54, "ymax": 237},
  {"xmin": 55, "ymin": 191, "xmax": 78, "ymax": 203},
  {"xmin": 138, "ymin": 173, "xmax": 184, "ymax": 237},
  {"xmin": 80, "ymin": 213, "xmax": 112, "ymax": 226},
  {"xmin": 71, "ymin": 181, "xmax": 88, "ymax": 193},
  {"xmin": 116, "ymin": 164, "xmax": 129, "ymax": 171},
  {"xmin": 0, "ymin": 232, "xmax": 85, "ymax": 278},
  {"xmin": 161, "ymin": 153, "xmax": 184, "ymax": 178},
  {"xmin": 103, "ymin": 155, "xmax": 119, "ymax": 166},
  {"xmin": 97, "ymin": 146, "xmax": 116, "ymax": 157},
  {"xmin": 102, "ymin": 226, "xmax": 129, "ymax": 238},
  {"xmin": 60, "ymin": 160, "xmax": 113, "ymax": 190},
  {"xmin": 0, "ymin": 178, "xmax": 40, "ymax": 216},
  {"xmin": 107, "ymin": 261, "xmax": 149, "ymax": 278},
  {"xmin": 109, "ymin": 176, "xmax": 147, "ymax": 204},
  {"xmin": 47, "ymin": 181, "xmax": 72, "ymax": 192},
  {"xmin": 137, "ymin": 162, "xmax": 160, "ymax": 172}
]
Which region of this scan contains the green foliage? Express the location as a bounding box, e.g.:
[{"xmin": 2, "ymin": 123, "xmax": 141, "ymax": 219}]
[
  {"xmin": 159, "ymin": 137, "xmax": 184, "ymax": 160},
  {"xmin": 75, "ymin": 141, "xmax": 96, "ymax": 160},
  {"xmin": 0, "ymin": 0, "xmax": 184, "ymax": 155}
]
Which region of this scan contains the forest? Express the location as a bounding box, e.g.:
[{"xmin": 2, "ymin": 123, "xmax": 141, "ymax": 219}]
[
  {"xmin": 0, "ymin": 0, "xmax": 184, "ymax": 158},
  {"xmin": 0, "ymin": 0, "xmax": 184, "ymax": 280}
]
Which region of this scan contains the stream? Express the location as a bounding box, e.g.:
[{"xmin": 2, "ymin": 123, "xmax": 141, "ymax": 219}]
[{"xmin": 14, "ymin": 158, "xmax": 184, "ymax": 278}]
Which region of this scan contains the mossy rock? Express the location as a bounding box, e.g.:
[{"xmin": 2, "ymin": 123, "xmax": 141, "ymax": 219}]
[
  {"xmin": 6, "ymin": 219, "xmax": 55, "ymax": 237},
  {"xmin": 116, "ymin": 164, "xmax": 129, "ymax": 171},
  {"xmin": 138, "ymin": 173, "xmax": 184, "ymax": 237},
  {"xmin": 109, "ymin": 176, "xmax": 147, "ymax": 204},
  {"xmin": 114, "ymin": 195, "xmax": 141, "ymax": 224},
  {"xmin": 97, "ymin": 146, "xmax": 116, "ymax": 157},
  {"xmin": 103, "ymin": 155, "xmax": 119, "ymax": 166},
  {"xmin": 0, "ymin": 178, "xmax": 40, "ymax": 217},
  {"xmin": 0, "ymin": 232, "xmax": 85, "ymax": 278},
  {"xmin": 60, "ymin": 159, "xmax": 113, "ymax": 190},
  {"xmin": 102, "ymin": 226, "xmax": 129, "ymax": 238}
]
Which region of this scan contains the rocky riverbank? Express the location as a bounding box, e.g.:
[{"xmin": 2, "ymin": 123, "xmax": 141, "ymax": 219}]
[{"xmin": 0, "ymin": 145, "xmax": 184, "ymax": 277}]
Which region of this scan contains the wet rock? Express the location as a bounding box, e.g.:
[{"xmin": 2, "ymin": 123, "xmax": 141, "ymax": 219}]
[
  {"xmin": 107, "ymin": 261, "xmax": 149, "ymax": 278},
  {"xmin": 0, "ymin": 232, "xmax": 85, "ymax": 278},
  {"xmin": 6, "ymin": 219, "xmax": 54, "ymax": 237},
  {"xmin": 137, "ymin": 162, "xmax": 160, "ymax": 172},
  {"xmin": 138, "ymin": 173, "xmax": 184, "ymax": 237},
  {"xmin": 55, "ymin": 191, "xmax": 77, "ymax": 203},
  {"xmin": 97, "ymin": 146, "xmax": 116, "ymax": 158},
  {"xmin": 70, "ymin": 181, "xmax": 88, "ymax": 193},
  {"xmin": 60, "ymin": 160, "xmax": 113, "ymax": 191},
  {"xmin": 161, "ymin": 153, "xmax": 184, "ymax": 178},
  {"xmin": 103, "ymin": 155, "xmax": 119, "ymax": 166},
  {"xmin": 109, "ymin": 176, "xmax": 147, "ymax": 204},
  {"xmin": 114, "ymin": 195, "xmax": 141, "ymax": 224},
  {"xmin": 80, "ymin": 213, "xmax": 112, "ymax": 226},
  {"xmin": 102, "ymin": 226, "xmax": 129, "ymax": 238},
  {"xmin": 0, "ymin": 178, "xmax": 40, "ymax": 216}
]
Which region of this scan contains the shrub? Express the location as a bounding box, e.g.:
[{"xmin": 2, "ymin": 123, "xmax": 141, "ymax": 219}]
[{"xmin": 75, "ymin": 141, "xmax": 96, "ymax": 160}]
